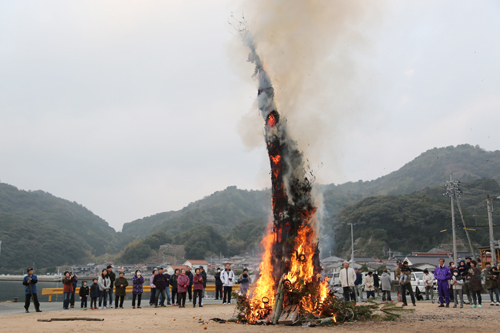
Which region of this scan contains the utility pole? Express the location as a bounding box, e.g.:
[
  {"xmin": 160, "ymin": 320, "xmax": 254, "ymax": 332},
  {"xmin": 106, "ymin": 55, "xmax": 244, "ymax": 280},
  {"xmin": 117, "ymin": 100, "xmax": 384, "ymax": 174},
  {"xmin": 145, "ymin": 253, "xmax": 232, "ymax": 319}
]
[
  {"xmin": 444, "ymin": 175, "xmax": 460, "ymax": 264},
  {"xmin": 347, "ymin": 223, "xmax": 356, "ymax": 264},
  {"xmin": 486, "ymin": 194, "xmax": 498, "ymax": 265}
]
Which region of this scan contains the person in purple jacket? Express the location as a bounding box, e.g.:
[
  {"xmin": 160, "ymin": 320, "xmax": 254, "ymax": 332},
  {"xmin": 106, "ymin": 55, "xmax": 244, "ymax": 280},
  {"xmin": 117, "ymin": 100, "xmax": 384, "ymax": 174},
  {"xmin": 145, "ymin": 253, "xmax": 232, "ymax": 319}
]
[
  {"xmin": 132, "ymin": 270, "xmax": 145, "ymax": 309},
  {"xmin": 434, "ymin": 259, "xmax": 452, "ymax": 307}
]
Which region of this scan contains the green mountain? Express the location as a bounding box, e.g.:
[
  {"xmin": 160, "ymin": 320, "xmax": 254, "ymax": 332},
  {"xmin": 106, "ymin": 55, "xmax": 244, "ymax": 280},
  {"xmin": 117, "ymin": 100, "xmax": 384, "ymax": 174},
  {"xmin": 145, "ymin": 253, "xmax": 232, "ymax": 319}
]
[
  {"xmin": 122, "ymin": 186, "xmax": 270, "ymax": 238},
  {"xmin": 332, "ymin": 178, "xmax": 500, "ymax": 258},
  {"xmin": 0, "ymin": 183, "xmax": 127, "ymax": 271}
]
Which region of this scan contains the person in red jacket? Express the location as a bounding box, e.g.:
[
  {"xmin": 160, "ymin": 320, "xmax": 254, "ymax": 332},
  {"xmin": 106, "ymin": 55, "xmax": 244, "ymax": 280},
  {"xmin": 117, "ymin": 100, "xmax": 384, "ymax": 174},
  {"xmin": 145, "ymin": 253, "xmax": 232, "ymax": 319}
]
[
  {"xmin": 176, "ymin": 269, "xmax": 190, "ymax": 308},
  {"xmin": 62, "ymin": 271, "xmax": 76, "ymax": 310},
  {"xmin": 193, "ymin": 268, "xmax": 204, "ymax": 308}
]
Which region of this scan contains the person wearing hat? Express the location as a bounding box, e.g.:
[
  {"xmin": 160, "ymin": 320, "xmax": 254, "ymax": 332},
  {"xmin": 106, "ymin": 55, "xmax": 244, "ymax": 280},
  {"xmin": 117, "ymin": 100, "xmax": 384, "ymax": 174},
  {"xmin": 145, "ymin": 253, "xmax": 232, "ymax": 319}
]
[
  {"xmin": 199, "ymin": 266, "xmax": 207, "ymax": 306},
  {"xmin": 354, "ymin": 267, "xmax": 364, "ymax": 302},
  {"xmin": 434, "ymin": 258, "xmax": 452, "ymax": 307},
  {"xmin": 22, "ymin": 268, "xmax": 41, "ymax": 313},
  {"xmin": 114, "ymin": 271, "xmax": 128, "ymax": 309},
  {"xmin": 400, "ymin": 261, "xmax": 416, "ymax": 307},
  {"xmin": 107, "ymin": 265, "xmax": 116, "ymax": 306}
]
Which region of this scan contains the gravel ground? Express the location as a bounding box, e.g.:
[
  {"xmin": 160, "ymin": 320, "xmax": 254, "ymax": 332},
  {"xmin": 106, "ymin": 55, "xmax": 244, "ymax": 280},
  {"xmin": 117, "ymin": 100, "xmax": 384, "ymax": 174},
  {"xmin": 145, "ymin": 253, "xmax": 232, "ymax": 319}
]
[{"xmin": 1, "ymin": 301, "xmax": 499, "ymax": 332}]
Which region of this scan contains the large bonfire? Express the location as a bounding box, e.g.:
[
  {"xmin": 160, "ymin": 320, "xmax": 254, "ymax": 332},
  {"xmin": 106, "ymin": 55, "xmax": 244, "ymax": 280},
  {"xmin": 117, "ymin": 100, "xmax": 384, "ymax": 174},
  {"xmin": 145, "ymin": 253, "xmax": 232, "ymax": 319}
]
[{"xmin": 236, "ymin": 24, "xmax": 331, "ymax": 324}]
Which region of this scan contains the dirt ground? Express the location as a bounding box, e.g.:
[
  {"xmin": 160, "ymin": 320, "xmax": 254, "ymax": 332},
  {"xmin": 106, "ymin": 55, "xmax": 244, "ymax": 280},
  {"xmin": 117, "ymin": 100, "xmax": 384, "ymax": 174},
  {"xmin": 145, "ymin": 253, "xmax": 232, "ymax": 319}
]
[{"xmin": 1, "ymin": 303, "xmax": 498, "ymax": 332}]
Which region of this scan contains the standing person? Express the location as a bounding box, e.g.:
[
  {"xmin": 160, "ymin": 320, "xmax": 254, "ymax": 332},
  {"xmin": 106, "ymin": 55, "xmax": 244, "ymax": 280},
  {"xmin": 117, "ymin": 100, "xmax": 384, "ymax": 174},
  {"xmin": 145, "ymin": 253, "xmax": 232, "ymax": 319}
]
[
  {"xmin": 451, "ymin": 268, "xmax": 464, "ymax": 308},
  {"xmin": 69, "ymin": 272, "xmax": 78, "ymax": 308},
  {"xmin": 153, "ymin": 268, "xmax": 168, "ymax": 308},
  {"xmin": 434, "ymin": 259, "xmax": 452, "ymax": 308},
  {"xmin": 423, "ymin": 269, "xmax": 435, "ymax": 303},
  {"xmin": 220, "ymin": 264, "xmax": 234, "ymax": 304},
  {"xmin": 381, "ymin": 269, "xmax": 392, "ymax": 302},
  {"xmin": 114, "ymin": 271, "xmax": 128, "ymax": 309},
  {"xmin": 97, "ymin": 269, "xmax": 110, "ymax": 309},
  {"xmin": 395, "ymin": 260, "xmax": 403, "ymax": 302},
  {"xmin": 364, "ymin": 271, "xmax": 375, "ymax": 300},
  {"xmin": 170, "ymin": 269, "xmax": 180, "ymax": 306},
  {"xmin": 177, "ymin": 269, "xmax": 190, "ymax": 308},
  {"xmin": 457, "ymin": 260, "xmax": 471, "ymax": 304},
  {"xmin": 107, "ymin": 265, "xmax": 116, "ymax": 306},
  {"xmin": 199, "ymin": 266, "xmax": 207, "ymax": 306},
  {"xmin": 186, "ymin": 267, "xmax": 194, "ymax": 302},
  {"xmin": 214, "ymin": 268, "xmax": 223, "ymax": 300},
  {"xmin": 79, "ymin": 281, "xmax": 89, "ymax": 310},
  {"xmin": 23, "ymin": 268, "xmax": 41, "ymax": 313},
  {"xmin": 339, "ymin": 261, "xmax": 356, "ymax": 302},
  {"xmin": 484, "ymin": 262, "xmax": 499, "ymax": 306},
  {"xmin": 89, "ymin": 278, "xmax": 99, "ymax": 310},
  {"xmin": 373, "ymin": 271, "xmax": 380, "ymax": 297},
  {"xmin": 132, "ymin": 270, "xmax": 144, "ymax": 309},
  {"xmin": 354, "ymin": 267, "xmax": 364, "ymax": 302},
  {"xmin": 238, "ymin": 268, "xmax": 252, "ymax": 295},
  {"xmin": 221, "ymin": 264, "xmax": 235, "ymax": 304},
  {"xmin": 62, "ymin": 271, "xmax": 76, "ymax": 310},
  {"xmin": 448, "ymin": 262, "xmax": 456, "ymax": 302},
  {"xmin": 467, "ymin": 260, "xmax": 482, "ymax": 308},
  {"xmin": 149, "ymin": 270, "xmax": 157, "ymax": 306},
  {"xmin": 193, "ymin": 268, "xmax": 204, "ymax": 308},
  {"xmin": 400, "ymin": 261, "xmax": 416, "ymax": 307},
  {"xmin": 463, "ymin": 257, "xmax": 473, "ymax": 304}
]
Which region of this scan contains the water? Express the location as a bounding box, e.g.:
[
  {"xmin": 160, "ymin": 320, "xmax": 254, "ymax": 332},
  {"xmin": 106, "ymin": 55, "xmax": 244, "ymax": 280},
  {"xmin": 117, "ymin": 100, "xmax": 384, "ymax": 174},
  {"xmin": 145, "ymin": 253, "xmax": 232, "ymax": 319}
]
[{"xmin": 0, "ymin": 281, "xmax": 65, "ymax": 303}]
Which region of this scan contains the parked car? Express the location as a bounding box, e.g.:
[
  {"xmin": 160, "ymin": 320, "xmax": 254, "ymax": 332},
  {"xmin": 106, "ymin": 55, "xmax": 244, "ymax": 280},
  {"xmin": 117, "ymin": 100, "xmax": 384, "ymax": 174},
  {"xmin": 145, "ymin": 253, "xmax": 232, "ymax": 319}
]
[{"xmin": 410, "ymin": 272, "xmax": 437, "ymax": 293}]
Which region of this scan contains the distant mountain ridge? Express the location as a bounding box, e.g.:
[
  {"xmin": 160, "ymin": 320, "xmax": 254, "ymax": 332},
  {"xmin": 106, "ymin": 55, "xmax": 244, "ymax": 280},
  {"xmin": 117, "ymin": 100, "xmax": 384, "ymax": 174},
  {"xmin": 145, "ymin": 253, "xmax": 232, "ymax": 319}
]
[{"xmin": 2, "ymin": 144, "xmax": 499, "ymax": 270}]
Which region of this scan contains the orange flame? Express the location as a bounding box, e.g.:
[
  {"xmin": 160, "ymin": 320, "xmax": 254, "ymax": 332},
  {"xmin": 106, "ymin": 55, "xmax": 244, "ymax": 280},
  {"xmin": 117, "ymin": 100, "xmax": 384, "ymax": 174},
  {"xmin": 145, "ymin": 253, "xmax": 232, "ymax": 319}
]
[
  {"xmin": 267, "ymin": 114, "xmax": 277, "ymax": 127},
  {"xmin": 270, "ymin": 155, "xmax": 281, "ymax": 165}
]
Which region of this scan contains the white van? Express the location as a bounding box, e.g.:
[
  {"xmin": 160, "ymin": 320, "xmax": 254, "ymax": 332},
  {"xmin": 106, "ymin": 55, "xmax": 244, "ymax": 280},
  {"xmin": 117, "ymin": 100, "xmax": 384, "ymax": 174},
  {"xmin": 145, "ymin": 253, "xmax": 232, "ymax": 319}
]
[{"xmin": 410, "ymin": 272, "xmax": 437, "ymax": 293}]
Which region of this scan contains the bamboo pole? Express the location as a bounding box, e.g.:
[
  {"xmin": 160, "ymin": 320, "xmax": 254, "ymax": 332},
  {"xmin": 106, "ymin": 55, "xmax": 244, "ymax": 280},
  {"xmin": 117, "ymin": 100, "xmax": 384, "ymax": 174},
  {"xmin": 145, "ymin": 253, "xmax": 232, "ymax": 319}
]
[
  {"xmin": 38, "ymin": 317, "xmax": 104, "ymax": 322},
  {"xmin": 272, "ymin": 275, "xmax": 285, "ymax": 325}
]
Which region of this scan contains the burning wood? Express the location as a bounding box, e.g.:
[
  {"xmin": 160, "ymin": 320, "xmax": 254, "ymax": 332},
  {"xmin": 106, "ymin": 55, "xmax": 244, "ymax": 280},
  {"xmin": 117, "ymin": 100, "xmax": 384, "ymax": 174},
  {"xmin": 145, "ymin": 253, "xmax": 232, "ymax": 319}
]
[{"xmin": 232, "ymin": 21, "xmax": 330, "ymax": 325}]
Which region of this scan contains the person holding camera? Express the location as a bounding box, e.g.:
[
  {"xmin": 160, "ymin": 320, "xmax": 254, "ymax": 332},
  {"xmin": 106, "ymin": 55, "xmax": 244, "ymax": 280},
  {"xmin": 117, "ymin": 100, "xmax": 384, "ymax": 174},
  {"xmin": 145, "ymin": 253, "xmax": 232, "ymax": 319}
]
[
  {"xmin": 23, "ymin": 268, "xmax": 41, "ymax": 313},
  {"xmin": 238, "ymin": 268, "xmax": 252, "ymax": 295},
  {"xmin": 62, "ymin": 271, "xmax": 76, "ymax": 310},
  {"xmin": 221, "ymin": 264, "xmax": 235, "ymax": 304}
]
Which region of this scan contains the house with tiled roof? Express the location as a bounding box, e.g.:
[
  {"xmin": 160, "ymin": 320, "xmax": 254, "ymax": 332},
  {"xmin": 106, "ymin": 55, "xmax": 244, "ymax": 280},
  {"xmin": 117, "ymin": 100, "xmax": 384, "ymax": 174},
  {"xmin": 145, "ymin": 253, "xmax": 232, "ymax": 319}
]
[{"xmin": 183, "ymin": 260, "xmax": 208, "ymax": 271}]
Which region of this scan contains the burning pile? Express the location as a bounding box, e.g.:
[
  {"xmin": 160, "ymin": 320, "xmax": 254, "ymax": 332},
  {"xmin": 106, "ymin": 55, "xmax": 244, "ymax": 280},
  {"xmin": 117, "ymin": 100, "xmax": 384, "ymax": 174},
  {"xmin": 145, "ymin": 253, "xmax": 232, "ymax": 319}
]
[{"xmin": 235, "ymin": 25, "xmax": 331, "ymax": 325}]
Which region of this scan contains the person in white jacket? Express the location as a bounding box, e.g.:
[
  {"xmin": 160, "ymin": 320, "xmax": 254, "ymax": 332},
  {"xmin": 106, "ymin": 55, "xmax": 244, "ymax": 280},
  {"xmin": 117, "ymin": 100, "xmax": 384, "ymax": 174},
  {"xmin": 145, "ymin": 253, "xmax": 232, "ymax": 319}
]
[
  {"xmin": 451, "ymin": 268, "xmax": 464, "ymax": 308},
  {"xmin": 339, "ymin": 261, "xmax": 356, "ymax": 302},
  {"xmin": 364, "ymin": 271, "xmax": 375, "ymax": 300},
  {"xmin": 221, "ymin": 264, "xmax": 235, "ymax": 304},
  {"xmin": 423, "ymin": 269, "xmax": 435, "ymax": 303}
]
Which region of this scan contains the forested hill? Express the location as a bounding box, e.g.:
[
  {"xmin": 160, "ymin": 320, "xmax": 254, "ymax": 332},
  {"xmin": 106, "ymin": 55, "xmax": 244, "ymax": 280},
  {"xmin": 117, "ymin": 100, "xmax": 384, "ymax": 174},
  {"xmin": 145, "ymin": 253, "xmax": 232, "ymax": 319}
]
[
  {"xmin": 0, "ymin": 183, "xmax": 123, "ymax": 271},
  {"xmin": 121, "ymin": 186, "xmax": 270, "ymax": 238},
  {"xmin": 326, "ymin": 144, "xmax": 500, "ymax": 197},
  {"xmin": 332, "ymin": 178, "xmax": 500, "ymax": 258}
]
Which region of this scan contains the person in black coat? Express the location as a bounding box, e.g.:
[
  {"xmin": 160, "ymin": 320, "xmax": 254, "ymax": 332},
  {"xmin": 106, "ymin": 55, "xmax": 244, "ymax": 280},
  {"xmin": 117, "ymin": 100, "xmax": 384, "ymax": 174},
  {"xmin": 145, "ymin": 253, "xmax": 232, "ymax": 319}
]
[
  {"xmin": 373, "ymin": 271, "xmax": 380, "ymax": 297},
  {"xmin": 214, "ymin": 268, "xmax": 223, "ymax": 300},
  {"xmin": 199, "ymin": 266, "xmax": 207, "ymax": 306},
  {"xmin": 107, "ymin": 265, "xmax": 116, "ymax": 305},
  {"xmin": 170, "ymin": 269, "xmax": 180, "ymax": 306},
  {"xmin": 79, "ymin": 281, "xmax": 89, "ymax": 309},
  {"xmin": 186, "ymin": 267, "xmax": 194, "ymax": 301}
]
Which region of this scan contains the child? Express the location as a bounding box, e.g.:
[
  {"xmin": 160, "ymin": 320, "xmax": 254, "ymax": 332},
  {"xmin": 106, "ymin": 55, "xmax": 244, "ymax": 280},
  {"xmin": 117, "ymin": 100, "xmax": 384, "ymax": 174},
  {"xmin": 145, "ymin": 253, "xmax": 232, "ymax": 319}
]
[
  {"xmin": 90, "ymin": 278, "xmax": 99, "ymax": 310},
  {"xmin": 452, "ymin": 268, "xmax": 464, "ymax": 308},
  {"xmin": 114, "ymin": 272, "xmax": 128, "ymax": 309},
  {"xmin": 79, "ymin": 281, "xmax": 89, "ymax": 310}
]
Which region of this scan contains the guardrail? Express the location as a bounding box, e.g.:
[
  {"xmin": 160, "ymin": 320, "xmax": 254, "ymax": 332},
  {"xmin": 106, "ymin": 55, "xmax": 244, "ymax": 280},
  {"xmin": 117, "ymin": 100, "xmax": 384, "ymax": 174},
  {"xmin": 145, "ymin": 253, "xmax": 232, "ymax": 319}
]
[{"xmin": 42, "ymin": 284, "xmax": 240, "ymax": 302}]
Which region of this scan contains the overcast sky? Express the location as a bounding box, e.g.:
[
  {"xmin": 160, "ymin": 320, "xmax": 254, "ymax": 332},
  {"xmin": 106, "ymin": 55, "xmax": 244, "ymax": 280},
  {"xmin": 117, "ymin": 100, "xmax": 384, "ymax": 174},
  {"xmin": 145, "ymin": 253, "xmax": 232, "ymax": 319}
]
[{"xmin": 1, "ymin": 1, "xmax": 499, "ymax": 231}]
